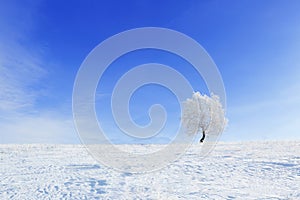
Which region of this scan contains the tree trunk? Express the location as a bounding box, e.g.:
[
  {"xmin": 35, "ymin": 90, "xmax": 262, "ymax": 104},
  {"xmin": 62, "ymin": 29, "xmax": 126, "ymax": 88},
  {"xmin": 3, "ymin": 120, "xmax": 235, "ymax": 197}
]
[{"xmin": 200, "ymin": 130, "xmax": 205, "ymax": 143}]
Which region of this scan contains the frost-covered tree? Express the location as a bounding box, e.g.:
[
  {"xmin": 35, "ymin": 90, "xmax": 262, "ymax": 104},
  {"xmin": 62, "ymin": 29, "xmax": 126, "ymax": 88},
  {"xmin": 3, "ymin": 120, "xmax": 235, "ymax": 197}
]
[{"xmin": 182, "ymin": 92, "xmax": 227, "ymax": 143}]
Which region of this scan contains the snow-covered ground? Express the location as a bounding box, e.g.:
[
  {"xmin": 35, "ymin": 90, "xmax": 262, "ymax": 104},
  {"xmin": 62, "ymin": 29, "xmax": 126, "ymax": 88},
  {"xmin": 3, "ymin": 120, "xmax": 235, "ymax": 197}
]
[{"xmin": 1, "ymin": 141, "xmax": 299, "ymax": 199}]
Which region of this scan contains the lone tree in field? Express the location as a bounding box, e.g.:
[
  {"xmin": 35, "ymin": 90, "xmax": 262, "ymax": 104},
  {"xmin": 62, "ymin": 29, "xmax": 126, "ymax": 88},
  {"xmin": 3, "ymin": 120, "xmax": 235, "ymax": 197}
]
[{"xmin": 182, "ymin": 92, "xmax": 227, "ymax": 143}]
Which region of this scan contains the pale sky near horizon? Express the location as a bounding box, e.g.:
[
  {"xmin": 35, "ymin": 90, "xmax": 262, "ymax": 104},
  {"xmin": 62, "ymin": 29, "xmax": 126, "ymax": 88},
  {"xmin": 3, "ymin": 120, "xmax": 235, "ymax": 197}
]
[{"xmin": 1, "ymin": 0, "xmax": 300, "ymax": 143}]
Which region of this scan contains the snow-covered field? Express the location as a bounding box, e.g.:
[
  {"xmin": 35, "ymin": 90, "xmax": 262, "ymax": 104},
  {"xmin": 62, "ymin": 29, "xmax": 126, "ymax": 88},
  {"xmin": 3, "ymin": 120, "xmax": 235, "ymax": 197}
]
[{"xmin": 1, "ymin": 141, "xmax": 299, "ymax": 199}]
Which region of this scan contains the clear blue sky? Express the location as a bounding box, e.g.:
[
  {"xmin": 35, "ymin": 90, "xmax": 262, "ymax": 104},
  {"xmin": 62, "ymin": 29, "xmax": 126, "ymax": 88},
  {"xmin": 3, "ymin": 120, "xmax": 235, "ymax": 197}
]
[{"xmin": 1, "ymin": 0, "xmax": 300, "ymax": 143}]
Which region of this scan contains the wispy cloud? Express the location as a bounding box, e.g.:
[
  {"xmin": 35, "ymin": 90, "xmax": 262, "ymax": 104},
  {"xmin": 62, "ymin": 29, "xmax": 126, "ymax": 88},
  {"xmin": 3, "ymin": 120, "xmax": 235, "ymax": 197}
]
[
  {"xmin": 0, "ymin": 1, "xmax": 78, "ymax": 143},
  {"xmin": 0, "ymin": 1, "xmax": 47, "ymax": 112},
  {"xmin": 0, "ymin": 44, "xmax": 47, "ymax": 112}
]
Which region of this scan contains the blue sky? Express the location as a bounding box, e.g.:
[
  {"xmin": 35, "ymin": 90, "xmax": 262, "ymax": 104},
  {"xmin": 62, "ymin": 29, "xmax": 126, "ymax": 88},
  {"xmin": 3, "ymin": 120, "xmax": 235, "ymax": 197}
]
[{"xmin": 1, "ymin": 0, "xmax": 300, "ymax": 143}]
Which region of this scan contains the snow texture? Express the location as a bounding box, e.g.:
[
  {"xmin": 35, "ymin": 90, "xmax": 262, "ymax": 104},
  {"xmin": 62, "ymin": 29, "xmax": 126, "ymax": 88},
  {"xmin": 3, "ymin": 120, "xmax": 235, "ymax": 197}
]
[{"xmin": 1, "ymin": 141, "xmax": 299, "ymax": 199}]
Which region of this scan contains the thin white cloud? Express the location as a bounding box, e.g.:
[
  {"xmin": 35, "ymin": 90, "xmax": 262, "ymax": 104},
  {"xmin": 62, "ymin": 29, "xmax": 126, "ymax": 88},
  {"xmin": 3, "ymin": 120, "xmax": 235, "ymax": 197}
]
[
  {"xmin": 0, "ymin": 1, "xmax": 78, "ymax": 143},
  {"xmin": 0, "ymin": 1, "xmax": 47, "ymax": 112},
  {"xmin": 0, "ymin": 44, "xmax": 47, "ymax": 111}
]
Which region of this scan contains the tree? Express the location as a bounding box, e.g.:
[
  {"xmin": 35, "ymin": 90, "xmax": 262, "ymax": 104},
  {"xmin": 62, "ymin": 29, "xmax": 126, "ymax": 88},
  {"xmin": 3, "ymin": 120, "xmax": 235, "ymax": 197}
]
[{"xmin": 182, "ymin": 92, "xmax": 227, "ymax": 143}]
